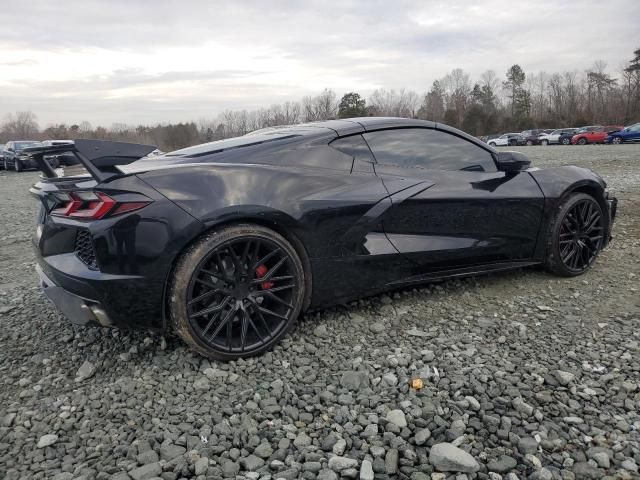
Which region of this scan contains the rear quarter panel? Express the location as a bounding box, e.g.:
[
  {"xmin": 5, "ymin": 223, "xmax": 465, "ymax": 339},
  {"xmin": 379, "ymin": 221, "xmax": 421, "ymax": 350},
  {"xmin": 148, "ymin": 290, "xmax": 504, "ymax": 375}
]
[{"xmin": 138, "ymin": 160, "xmax": 419, "ymax": 308}]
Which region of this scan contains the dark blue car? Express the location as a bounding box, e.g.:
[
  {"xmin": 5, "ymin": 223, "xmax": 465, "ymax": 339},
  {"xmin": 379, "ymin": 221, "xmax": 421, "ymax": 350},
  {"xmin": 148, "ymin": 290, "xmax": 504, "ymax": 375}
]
[{"xmin": 605, "ymin": 122, "xmax": 640, "ymax": 144}]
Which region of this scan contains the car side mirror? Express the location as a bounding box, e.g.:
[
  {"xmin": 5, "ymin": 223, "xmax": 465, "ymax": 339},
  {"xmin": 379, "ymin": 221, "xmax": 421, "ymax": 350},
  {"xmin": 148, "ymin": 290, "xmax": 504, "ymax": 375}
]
[
  {"xmin": 495, "ymin": 151, "xmax": 531, "ymax": 172},
  {"xmin": 8, "ymin": 148, "xmax": 14, "ymax": 152}
]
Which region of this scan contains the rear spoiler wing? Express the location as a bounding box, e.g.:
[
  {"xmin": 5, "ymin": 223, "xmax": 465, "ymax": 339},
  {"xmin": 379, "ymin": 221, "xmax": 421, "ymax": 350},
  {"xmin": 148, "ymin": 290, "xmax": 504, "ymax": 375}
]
[{"xmin": 23, "ymin": 139, "xmax": 156, "ymax": 182}]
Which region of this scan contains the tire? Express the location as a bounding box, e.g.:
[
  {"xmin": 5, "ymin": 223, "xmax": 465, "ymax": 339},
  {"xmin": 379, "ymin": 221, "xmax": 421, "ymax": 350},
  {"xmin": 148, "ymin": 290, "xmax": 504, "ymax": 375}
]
[
  {"xmin": 541, "ymin": 140, "xmax": 549, "ymax": 146},
  {"xmin": 488, "ymin": 142, "xmax": 496, "ymax": 147},
  {"xmin": 561, "ymin": 138, "xmax": 571, "ymax": 145},
  {"xmin": 14, "ymin": 159, "xmax": 22, "ymax": 172},
  {"xmin": 577, "ymin": 138, "xmax": 587, "ymax": 145},
  {"xmin": 169, "ymin": 224, "xmax": 306, "ymax": 360},
  {"xmin": 526, "ymin": 140, "xmax": 533, "ymax": 146},
  {"xmin": 545, "ymin": 193, "xmax": 604, "ymax": 277},
  {"xmin": 4, "ymin": 158, "xmax": 9, "ymax": 170},
  {"xmin": 611, "ymin": 136, "xmax": 623, "ymax": 145}
]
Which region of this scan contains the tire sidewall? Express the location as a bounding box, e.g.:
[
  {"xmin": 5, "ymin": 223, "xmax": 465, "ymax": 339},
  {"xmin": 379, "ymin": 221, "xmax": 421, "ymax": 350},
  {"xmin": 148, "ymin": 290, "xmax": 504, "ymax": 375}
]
[
  {"xmin": 169, "ymin": 224, "xmax": 306, "ymax": 360},
  {"xmin": 547, "ymin": 193, "xmax": 603, "ymax": 277},
  {"xmin": 15, "ymin": 159, "xmax": 22, "ymax": 172}
]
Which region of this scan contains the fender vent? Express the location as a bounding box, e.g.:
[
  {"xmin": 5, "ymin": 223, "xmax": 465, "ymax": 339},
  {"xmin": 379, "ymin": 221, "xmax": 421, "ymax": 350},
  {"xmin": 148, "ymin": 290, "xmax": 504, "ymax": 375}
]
[{"xmin": 75, "ymin": 230, "xmax": 98, "ymax": 270}]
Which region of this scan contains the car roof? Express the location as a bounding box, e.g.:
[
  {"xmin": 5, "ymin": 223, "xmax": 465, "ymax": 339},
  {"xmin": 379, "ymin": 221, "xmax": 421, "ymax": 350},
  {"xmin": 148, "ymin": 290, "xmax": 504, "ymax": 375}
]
[{"xmin": 245, "ymin": 117, "xmax": 492, "ymax": 155}]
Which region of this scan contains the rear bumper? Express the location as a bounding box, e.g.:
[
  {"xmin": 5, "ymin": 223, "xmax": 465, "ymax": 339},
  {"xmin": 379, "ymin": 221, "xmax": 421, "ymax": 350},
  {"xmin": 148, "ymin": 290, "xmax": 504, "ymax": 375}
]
[
  {"xmin": 34, "ymin": 248, "xmax": 166, "ymax": 330},
  {"xmin": 36, "ymin": 263, "xmax": 113, "ymax": 327}
]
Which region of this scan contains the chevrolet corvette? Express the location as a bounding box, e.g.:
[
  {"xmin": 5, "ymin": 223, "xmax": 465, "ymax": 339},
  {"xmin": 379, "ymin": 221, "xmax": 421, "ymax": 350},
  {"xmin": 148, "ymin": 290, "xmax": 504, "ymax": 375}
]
[{"xmin": 27, "ymin": 117, "xmax": 617, "ymax": 359}]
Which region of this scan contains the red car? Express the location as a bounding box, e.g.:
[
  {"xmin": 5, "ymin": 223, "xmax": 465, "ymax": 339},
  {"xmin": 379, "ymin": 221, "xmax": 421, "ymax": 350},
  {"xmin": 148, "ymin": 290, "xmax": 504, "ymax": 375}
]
[{"xmin": 571, "ymin": 125, "xmax": 623, "ymax": 144}]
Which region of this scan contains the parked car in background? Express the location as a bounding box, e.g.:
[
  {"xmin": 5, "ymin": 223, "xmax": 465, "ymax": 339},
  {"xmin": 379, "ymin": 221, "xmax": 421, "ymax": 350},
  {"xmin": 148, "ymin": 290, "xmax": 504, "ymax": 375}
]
[
  {"xmin": 558, "ymin": 127, "xmax": 595, "ymax": 145},
  {"xmin": 604, "ymin": 122, "xmax": 640, "ymax": 144},
  {"xmin": 487, "ymin": 133, "xmax": 522, "ymax": 147},
  {"xmin": 571, "ymin": 125, "xmax": 623, "ymax": 145},
  {"xmin": 0, "ymin": 144, "xmax": 4, "ymax": 169},
  {"xmin": 519, "ymin": 129, "xmax": 547, "ymax": 146},
  {"xmin": 538, "ymin": 128, "xmax": 579, "ymax": 145},
  {"xmin": 2, "ymin": 141, "xmax": 52, "ymax": 171},
  {"xmin": 42, "ymin": 140, "xmax": 77, "ymax": 166}
]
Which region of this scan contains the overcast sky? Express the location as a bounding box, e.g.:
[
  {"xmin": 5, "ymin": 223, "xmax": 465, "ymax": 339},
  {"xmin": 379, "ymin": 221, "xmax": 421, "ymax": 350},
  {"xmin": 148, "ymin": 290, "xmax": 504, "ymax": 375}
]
[{"xmin": 1, "ymin": 0, "xmax": 639, "ymax": 126}]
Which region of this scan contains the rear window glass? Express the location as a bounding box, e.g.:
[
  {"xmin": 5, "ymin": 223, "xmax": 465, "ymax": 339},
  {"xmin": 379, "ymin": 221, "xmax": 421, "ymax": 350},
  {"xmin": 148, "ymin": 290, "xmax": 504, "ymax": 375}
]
[
  {"xmin": 165, "ymin": 133, "xmax": 301, "ymax": 158},
  {"xmin": 15, "ymin": 141, "xmax": 42, "ymax": 150}
]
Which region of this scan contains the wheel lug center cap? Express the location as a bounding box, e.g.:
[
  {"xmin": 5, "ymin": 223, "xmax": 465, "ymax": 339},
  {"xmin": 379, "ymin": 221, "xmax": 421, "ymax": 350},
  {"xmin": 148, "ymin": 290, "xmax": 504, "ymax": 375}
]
[{"xmin": 232, "ymin": 282, "xmax": 251, "ymax": 300}]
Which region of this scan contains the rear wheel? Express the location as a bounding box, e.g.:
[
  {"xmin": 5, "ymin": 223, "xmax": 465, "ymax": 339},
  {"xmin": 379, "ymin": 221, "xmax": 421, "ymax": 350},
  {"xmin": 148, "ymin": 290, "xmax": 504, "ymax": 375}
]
[
  {"xmin": 611, "ymin": 136, "xmax": 623, "ymax": 145},
  {"xmin": 545, "ymin": 193, "xmax": 604, "ymax": 277},
  {"xmin": 14, "ymin": 159, "xmax": 22, "ymax": 172},
  {"xmin": 561, "ymin": 137, "xmax": 571, "ymax": 145},
  {"xmin": 169, "ymin": 224, "xmax": 306, "ymax": 360},
  {"xmin": 526, "ymin": 140, "xmax": 533, "ymax": 146},
  {"xmin": 577, "ymin": 137, "xmax": 587, "ymax": 145},
  {"xmin": 488, "ymin": 142, "xmax": 496, "ymax": 147}
]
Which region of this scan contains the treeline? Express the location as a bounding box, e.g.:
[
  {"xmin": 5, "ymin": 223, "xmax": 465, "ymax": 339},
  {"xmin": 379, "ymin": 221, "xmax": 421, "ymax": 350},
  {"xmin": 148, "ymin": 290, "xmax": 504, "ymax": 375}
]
[{"xmin": 2, "ymin": 49, "xmax": 639, "ymax": 152}]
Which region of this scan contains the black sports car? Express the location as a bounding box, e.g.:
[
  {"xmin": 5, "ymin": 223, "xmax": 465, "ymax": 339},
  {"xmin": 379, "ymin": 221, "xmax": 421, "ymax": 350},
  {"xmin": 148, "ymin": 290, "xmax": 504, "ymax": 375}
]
[{"xmin": 27, "ymin": 118, "xmax": 617, "ymax": 360}]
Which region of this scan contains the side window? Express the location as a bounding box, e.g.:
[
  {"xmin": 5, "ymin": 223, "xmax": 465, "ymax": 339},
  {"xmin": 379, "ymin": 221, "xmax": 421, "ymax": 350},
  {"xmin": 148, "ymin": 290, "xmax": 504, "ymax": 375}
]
[
  {"xmin": 330, "ymin": 134, "xmax": 375, "ymax": 163},
  {"xmin": 630, "ymin": 124, "xmax": 640, "ymax": 132},
  {"xmin": 363, "ymin": 128, "xmax": 496, "ymax": 173}
]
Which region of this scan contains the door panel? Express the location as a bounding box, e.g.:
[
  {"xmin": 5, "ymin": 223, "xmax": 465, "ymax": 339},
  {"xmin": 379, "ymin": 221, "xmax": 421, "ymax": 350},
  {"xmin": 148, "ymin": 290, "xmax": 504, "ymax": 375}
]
[
  {"xmin": 376, "ymin": 167, "xmax": 545, "ymax": 269},
  {"xmin": 361, "ymin": 127, "xmax": 545, "ymax": 271}
]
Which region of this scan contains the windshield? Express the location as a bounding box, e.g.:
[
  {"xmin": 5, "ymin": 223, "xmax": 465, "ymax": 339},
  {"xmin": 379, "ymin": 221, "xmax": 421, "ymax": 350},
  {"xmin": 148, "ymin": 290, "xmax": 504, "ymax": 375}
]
[
  {"xmin": 166, "ymin": 133, "xmax": 300, "ymax": 157},
  {"xmin": 15, "ymin": 141, "xmax": 43, "ymax": 150}
]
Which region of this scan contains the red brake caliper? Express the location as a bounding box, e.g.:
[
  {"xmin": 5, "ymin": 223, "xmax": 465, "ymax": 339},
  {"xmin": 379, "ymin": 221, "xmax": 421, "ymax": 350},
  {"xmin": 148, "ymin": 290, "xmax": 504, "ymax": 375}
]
[{"xmin": 255, "ymin": 264, "xmax": 274, "ymax": 290}]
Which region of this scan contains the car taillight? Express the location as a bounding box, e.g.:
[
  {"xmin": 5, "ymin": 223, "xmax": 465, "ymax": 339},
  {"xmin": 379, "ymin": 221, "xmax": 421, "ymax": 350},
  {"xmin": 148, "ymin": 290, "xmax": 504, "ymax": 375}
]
[{"xmin": 51, "ymin": 191, "xmax": 150, "ymax": 220}]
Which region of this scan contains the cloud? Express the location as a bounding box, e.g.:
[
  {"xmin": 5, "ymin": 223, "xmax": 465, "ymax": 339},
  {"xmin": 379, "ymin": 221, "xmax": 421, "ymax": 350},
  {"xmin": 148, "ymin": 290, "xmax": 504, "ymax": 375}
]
[{"xmin": 0, "ymin": 0, "xmax": 638, "ymax": 125}]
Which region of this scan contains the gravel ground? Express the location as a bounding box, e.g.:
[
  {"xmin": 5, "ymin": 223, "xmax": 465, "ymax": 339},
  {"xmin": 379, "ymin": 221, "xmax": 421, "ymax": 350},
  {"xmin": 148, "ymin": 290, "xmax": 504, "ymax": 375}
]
[{"xmin": 1, "ymin": 145, "xmax": 639, "ymax": 480}]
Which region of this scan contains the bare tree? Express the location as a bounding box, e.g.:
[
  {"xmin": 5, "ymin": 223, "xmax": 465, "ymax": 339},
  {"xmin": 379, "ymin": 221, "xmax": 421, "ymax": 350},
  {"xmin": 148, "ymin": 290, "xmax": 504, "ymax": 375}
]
[
  {"xmin": 368, "ymin": 89, "xmax": 419, "ymax": 118},
  {"xmin": 302, "ymin": 89, "xmax": 338, "ymax": 122},
  {"xmin": 3, "ymin": 111, "xmax": 40, "ymax": 139}
]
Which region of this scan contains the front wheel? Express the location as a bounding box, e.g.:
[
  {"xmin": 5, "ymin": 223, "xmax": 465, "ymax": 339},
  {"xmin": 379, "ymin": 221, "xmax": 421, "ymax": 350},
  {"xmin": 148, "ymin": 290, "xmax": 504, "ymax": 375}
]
[
  {"xmin": 545, "ymin": 193, "xmax": 604, "ymax": 277},
  {"xmin": 526, "ymin": 140, "xmax": 533, "ymax": 146},
  {"xmin": 169, "ymin": 224, "xmax": 306, "ymax": 360},
  {"xmin": 488, "ymin": 142, "xmax": 496, "ymax": 147},
  {"xmin": 561, "ymin": 138, "xmax": 571, "ymax": 145},
  {"xmin": 577, "ymin": 138, "xmax": 587, "ymax": 145},
  {"xmin": 611, "ymin": 137, "xmax": 623, "ymax": 145},
  {"xmin": 14, "ymin": 159, "xmax": 23, "ymax": 172},
  {"xmin": 541, "ymin": 140, "xmax": 548, "ymax": 146}
]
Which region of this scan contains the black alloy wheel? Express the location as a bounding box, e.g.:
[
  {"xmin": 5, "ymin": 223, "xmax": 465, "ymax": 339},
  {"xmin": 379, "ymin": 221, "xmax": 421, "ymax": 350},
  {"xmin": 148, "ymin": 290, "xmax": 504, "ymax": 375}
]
[
  {"xmin": 577, "ymin": 138, "xmax": 587, "ymax": 145},
  {"xmin": 170, "ymin": 224, "xmax": 305, "ymax": 359},
  {"xmin": 561, "ymin": 138, "xmax": 571, "ymax": 145},
  {"xmin": 546, "ymin": 193, "xmax": 604, "ymax": 276}
]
